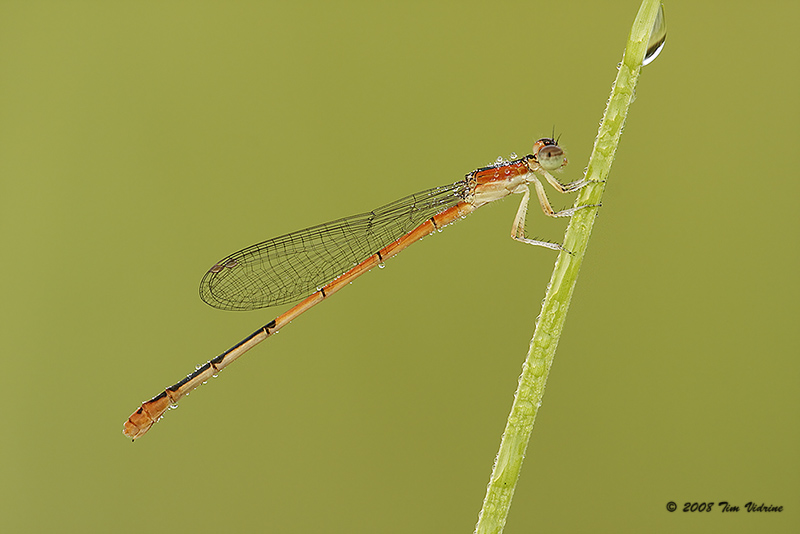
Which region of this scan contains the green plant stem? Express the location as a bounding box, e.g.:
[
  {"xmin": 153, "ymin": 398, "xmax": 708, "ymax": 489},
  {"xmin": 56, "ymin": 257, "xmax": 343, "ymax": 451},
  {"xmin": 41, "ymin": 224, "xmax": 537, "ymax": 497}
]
[{"xmin": 473, "ymin": 2, "xmax": 662, "ymax": 533}]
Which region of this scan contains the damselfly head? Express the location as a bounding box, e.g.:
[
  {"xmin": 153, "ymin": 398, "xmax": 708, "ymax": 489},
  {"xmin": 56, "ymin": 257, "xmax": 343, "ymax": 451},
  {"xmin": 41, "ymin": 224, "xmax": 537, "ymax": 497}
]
[{"xmin": 532, "ymin": 138, "xmax": 567, "ymax": 171}]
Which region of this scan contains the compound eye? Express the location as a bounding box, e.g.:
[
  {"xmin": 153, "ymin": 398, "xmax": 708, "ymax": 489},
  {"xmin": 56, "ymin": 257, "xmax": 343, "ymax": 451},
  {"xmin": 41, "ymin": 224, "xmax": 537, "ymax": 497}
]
[{"xmin": 536, "ymin": 144, "xmax": 566, "ymax": 171}]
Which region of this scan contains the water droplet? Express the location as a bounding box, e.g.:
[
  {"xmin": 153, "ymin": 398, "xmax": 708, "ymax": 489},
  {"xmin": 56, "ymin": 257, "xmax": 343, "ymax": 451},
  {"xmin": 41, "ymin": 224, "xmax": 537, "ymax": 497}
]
[
  {"xmin": 643, "ymin": 5, "xmax": 666, "ymax": 66},
  {"xmin": 509, "ymin": 152, "xmax": 518, "ymax": 159},
  {"xmin": 495, "ymin": 156, "xmax": 503, "ymax": 164},
  {"xmin": 378, "ymin": 263, "xmax": 386, "ymax": 269},
  {"xmin": 530, "ymin": 359, "xmax": 545, "ymax": 377}
]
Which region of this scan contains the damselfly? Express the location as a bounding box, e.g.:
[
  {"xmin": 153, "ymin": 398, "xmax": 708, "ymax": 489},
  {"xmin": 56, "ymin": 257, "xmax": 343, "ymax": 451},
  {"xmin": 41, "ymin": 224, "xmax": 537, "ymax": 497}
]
[{"xmin": 123, "ymin": 138, "xmax": 596, "ymax": 440}]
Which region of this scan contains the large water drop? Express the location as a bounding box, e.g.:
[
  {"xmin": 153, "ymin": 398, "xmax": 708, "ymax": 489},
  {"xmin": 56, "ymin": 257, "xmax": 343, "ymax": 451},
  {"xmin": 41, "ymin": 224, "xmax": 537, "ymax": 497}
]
[{"xmin": 643, "ymin": 4, "xmax": 666, "ymax": 66}]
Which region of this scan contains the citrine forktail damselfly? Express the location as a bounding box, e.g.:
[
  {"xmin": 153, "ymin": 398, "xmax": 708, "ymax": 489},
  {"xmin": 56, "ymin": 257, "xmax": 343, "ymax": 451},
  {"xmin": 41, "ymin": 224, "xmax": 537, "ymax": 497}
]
[{"xmin": 123, "ymin": 137, "xmax": 597, "ymax": 440}]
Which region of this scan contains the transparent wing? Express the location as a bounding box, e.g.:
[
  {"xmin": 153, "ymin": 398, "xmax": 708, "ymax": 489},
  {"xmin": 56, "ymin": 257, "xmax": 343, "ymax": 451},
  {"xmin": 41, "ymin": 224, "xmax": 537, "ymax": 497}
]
[{"xmin": 199, "ymin": 180, "xmax": 470, "ymax": 310}]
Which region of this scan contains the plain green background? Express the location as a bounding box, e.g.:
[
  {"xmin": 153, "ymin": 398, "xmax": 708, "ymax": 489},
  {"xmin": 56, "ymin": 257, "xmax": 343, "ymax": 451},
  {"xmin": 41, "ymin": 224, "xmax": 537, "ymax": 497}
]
[{"xmin": 1, "ymin": 1, "xmax": 797, "ymax": 532}]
